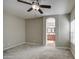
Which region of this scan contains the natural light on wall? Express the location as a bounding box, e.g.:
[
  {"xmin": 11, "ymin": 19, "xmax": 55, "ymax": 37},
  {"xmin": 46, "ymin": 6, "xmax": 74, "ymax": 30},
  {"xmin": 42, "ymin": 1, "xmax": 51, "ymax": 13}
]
[{"xmin": 71, "ymin": 20, "xmax": 75, "ymax": 44}]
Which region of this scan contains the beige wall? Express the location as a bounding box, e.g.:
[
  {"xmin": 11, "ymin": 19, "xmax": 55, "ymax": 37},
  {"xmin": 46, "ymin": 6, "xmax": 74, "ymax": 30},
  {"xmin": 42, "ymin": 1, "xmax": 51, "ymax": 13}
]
[
  {"xmin": 56, "ymin": 15, "xmax": 70, "ymax": 47},
  {"xmin": 3, "ymin": 13, "xmax": 70, "ymax": 50},
  {"xmin": 43, "ymin": 14, "xmax": 70, "ymax": 47},
  {"xmin": 3, "ymin": 12, "xmax": 71, "ymax": 50},
  {"xmin": 25, "ymin": 18, "xmax": 43, "ymax": 45},
  {"xmin": 3, "ymin": 13, "xmax": 25, "ymax": 50}
]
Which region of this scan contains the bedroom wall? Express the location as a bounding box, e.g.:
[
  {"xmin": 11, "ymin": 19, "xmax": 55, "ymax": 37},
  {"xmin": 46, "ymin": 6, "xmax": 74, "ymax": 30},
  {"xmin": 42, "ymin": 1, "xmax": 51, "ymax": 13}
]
[
  {"xmin": 43, "ymin": 14, "xmax": 70, "ymax": 47},
  {"xmin": 25, "ymin": 17, "xmax": 43, "ymax": 45},
  {"xmin": 56, "ymin": 14, "xmax": 70, "ymax": 47},
  {"xmin": 3, "ymin": 13, "xmax": 25, "ymax": 50}
]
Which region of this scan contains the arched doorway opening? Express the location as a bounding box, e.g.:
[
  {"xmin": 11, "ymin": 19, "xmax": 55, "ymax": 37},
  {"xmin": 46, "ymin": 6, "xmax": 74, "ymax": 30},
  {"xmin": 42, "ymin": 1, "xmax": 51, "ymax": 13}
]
[{"xmin": 46, "ymin": 17, "xmax": 56, "ymax": 47}]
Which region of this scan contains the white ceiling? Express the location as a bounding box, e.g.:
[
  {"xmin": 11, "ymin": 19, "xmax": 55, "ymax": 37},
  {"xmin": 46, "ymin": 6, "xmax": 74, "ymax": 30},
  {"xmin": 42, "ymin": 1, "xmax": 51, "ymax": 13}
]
[{"xmin": 4, "ymin": 0, "xmax": 75, "ymax": 19}]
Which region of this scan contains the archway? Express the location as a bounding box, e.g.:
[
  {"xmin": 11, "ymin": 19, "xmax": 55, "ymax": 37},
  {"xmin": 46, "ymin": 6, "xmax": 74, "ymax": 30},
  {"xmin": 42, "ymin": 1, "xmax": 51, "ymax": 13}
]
[{"xmin": 46, "ymin": 17, "xmax": 56, "ymax": 47}]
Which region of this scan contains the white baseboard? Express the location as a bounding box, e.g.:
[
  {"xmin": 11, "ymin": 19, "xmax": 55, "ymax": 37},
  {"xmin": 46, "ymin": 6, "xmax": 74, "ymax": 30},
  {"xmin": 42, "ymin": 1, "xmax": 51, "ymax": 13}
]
[
  {"xmin": 26, "ymin": 42, "xmax": 42, "ymax": 46},
  {"xmin": 56, "ymin": 47, "xmax": 70, "ymax": 49},
  {"xmin": 57, "ymin": 47, "xmax": 75, "ymax": 57},
  {"xmin": 3, "ymin": 42, "xmax": 26, "ymax": 51},
  {"xmin": 70, "ymin": 48, "xmax": 75, "ymax": 57}
]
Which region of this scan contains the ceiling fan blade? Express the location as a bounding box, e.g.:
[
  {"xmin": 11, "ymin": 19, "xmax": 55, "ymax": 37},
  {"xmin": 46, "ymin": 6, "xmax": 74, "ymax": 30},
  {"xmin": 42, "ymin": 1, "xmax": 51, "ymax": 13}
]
[
  {"xmin": 17, "ymin": 0, "xmax": 32, "ymax": 5},
  {"xmin": 38, "ymin": 9, "xmax": 43, "ymax": 14},
  {"xmin": 27, "ymin": 8, "xmax": 33, "ymax": 12},
  {"xmin": 40, "ymin": 5, "xmax": 51, "ymax": 8}
]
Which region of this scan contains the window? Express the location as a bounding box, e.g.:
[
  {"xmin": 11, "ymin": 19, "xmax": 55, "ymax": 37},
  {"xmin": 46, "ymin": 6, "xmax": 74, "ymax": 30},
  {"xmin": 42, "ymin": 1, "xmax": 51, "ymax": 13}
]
[{"xmin": 47, "ymin": 28, "xmax": 54, "ymax": 33}]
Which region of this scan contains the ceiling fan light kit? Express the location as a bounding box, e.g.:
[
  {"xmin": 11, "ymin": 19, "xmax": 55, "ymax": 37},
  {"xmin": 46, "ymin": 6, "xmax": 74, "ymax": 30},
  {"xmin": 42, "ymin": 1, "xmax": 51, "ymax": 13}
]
[
  {"xmin": 32, "ymin": 5, "xmax": 39, "ymax": 10},
  {"xmin": 17, "ymin": 0, "xmax": 51, "ymax": 14}
]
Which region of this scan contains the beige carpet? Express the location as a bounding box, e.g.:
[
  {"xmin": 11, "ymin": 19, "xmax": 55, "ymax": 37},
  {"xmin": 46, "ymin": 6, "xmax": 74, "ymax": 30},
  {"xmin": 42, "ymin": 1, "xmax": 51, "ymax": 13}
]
[{"xmin": 3, "ymin": 44, "xmax": 74, "ymax": 59}]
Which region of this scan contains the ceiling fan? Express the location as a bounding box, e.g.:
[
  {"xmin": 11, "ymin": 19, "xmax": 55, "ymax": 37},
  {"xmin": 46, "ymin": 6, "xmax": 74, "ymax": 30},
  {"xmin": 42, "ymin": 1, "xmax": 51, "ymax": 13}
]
[{"xmin": 17, "ymin": 0, "xmax": 51, "ymax": 14}]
